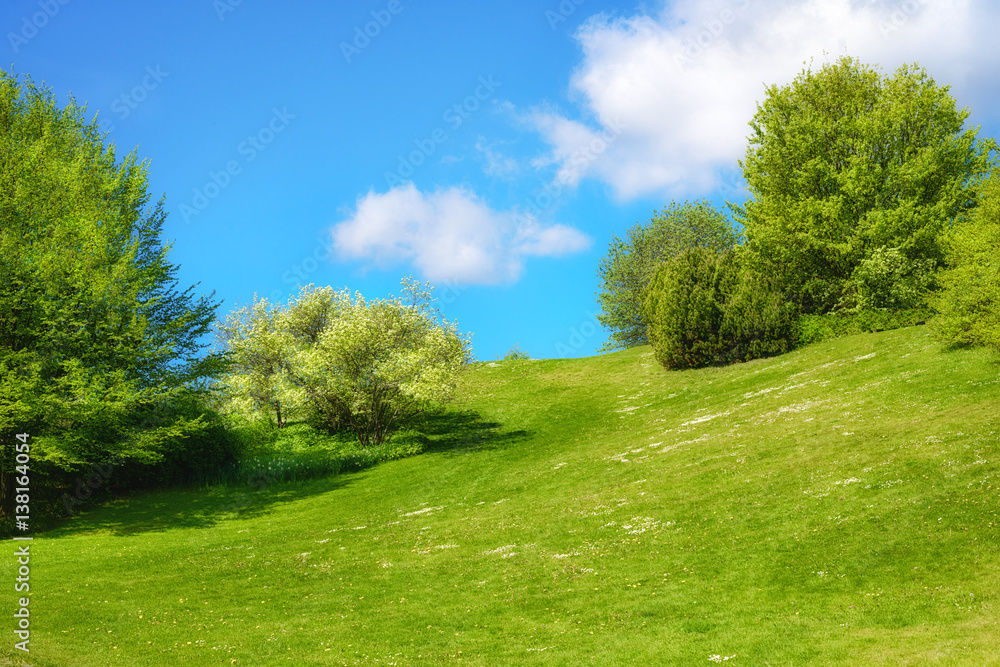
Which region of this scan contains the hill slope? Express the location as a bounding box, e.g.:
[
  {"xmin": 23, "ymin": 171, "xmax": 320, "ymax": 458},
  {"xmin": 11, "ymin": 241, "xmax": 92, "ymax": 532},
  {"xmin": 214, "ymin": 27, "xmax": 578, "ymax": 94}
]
[{"xmin": 5, "ymin": 326, "xmax": 1000, "ymax": 665}]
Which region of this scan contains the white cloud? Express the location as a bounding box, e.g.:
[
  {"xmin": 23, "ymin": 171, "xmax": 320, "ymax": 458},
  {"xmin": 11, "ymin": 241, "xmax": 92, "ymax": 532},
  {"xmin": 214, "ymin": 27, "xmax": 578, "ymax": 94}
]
[
  {"xmin": 330, "ymin": 183, "xmax": 590, "ymax": 285},
  {"xmin": 530, "ymin": 0, "xmax": 1000, "ymax": 200},
  {"xmin": 474, "ymin": 137, "xmax": 520, "ymax": 179}
]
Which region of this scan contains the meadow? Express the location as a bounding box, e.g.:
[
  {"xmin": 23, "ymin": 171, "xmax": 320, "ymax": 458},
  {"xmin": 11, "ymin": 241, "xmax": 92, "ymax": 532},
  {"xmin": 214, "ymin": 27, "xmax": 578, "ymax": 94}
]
[{"xmin": 2, "ymin": 325, "xmax": 999, "ymax": 665}]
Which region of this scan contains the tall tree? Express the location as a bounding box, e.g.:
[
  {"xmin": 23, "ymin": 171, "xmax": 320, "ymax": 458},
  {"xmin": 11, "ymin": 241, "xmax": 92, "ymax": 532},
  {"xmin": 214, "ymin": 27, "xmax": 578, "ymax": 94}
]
[
  {"xmin": 0, "ymin": 70, "xmax": 221, "ymax": 516},
  {"xmin": 737, "ymin": 56, "xmax": 996, "ymax": 314},
  {"xmin": 596, "ymin": 200, "xmax": 739, "ymax": 351}
]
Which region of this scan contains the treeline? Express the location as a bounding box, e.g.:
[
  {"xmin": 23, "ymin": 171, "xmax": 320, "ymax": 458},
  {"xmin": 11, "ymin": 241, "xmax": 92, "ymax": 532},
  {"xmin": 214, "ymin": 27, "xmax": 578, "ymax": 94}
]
[
  {"xmin": 597, "ymin": 57, "xmax": 1000, "ymax": 369},
  {"xmin": 4, "ymin": 55, "xmax": 998, "ymax": 529}
]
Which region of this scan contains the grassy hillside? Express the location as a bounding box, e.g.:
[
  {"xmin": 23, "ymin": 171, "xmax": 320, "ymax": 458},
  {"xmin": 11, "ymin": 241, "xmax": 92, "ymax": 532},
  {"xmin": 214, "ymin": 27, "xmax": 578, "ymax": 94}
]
[{"xmin": 3, "ymin": 326, "xmax": 999, "ymax": 665}]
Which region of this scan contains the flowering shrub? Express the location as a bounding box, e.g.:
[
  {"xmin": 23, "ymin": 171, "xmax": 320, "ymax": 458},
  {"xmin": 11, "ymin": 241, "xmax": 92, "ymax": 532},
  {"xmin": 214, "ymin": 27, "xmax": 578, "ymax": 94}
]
[
  {"xmin": 851, "ymin": 246, "xmax": 935, "ymax": 311},
  {"xmin": 217, "ymin": 279, "xmax": 471, "ymax": 447}
]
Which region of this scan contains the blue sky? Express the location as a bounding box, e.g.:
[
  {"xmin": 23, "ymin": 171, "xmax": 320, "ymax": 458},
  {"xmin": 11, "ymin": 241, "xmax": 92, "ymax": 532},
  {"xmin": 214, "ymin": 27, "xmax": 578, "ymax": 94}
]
[{"xmin": 5, "ymin": 0, "xmax": 1000, "ymax": 360}]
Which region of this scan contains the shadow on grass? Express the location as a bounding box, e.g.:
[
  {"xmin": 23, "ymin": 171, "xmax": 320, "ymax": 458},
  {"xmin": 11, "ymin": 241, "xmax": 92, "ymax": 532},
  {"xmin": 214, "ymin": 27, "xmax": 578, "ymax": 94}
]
[
  {"xmin": 41, "ymin": 473, "xmax": 358, "ymax": 538},
  {"xmin": 41, "ymin": 408, "xmax": 529, "ymax": 538},
  {"xmin": 410, "ymin": 407, "xmax": 531, "ymax": 455}
]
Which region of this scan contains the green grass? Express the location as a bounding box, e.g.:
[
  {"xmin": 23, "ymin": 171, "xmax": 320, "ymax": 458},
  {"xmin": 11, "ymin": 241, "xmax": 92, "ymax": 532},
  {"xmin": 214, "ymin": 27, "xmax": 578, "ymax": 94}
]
[{"xmin": 3, "ymin": 326, "xmax": 1000, "ymax": 665}]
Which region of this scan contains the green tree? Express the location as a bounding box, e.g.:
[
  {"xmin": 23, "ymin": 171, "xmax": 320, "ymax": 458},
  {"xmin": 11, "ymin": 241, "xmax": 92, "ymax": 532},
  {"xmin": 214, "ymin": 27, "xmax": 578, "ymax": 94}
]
[
  {"xmin": 217, "ymin": 279, "xmax": 472, "ymax": 448},
  {"xmin": 596, "ymin": 200, "xmax": 739, "ymax": 351},
  {"xmin": 737, "ymin": 56, "xmax": 996, "ymax": 314},
  {"xmin": 0, "ymin": 70, "xmax": 222, "ymax": 516},
  {"xmin": 850, "ymin": 246, "xmax": 935, "ymax": 311},
  {"xmin": 932, "ymin": 169, "xmax": 1000, "ymax": 350}
]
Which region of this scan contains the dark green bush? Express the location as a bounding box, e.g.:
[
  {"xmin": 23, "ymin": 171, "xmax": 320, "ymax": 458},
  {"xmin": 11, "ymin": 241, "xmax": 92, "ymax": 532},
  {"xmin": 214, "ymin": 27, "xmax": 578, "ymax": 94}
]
[
  {"xmin": 642, "ymin": 248, "xmax": 729, "ymax": 369},
  {"xmin": 103, "ymin": 392, "xmax": 245, "ymax": 492},
  {"xmin": 4, "ymin": 390, "xmax": 247, "ymax": 526},
  {"xmin": 719, "ymin": 270, "xmax": 799, "ymax": 363},
  {"xmin": 643, "ymin": 248, "xmax": 800, "ymax": 370}
]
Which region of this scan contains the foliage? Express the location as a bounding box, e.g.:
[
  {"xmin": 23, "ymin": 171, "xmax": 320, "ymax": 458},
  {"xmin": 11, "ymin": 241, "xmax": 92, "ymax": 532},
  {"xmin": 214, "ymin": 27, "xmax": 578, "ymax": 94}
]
[
  {"xmin": 22, "ymin": 327, "xmax": 1000, "ymax": 664},
  {"xmin": 292, "ymin": 282, "xmax": 471, "ymax": 447},
  {"xmin": 215, "ymin": 296, "xmax": 298, "ymax": 428},
  {"xmin": 642, "ymin": 248, "xmax": 730, "ymax": 369},
  {"xmin": 931, "ymin": 169, "xmax": 1000, "ymax": 351},
  {"xmin": 199, "ymin": 422, "xmax": 425, "ymax": 490},
  {"xmin": 98, "ymin": 392, "xmax": 243, "ymax": 493},
  {"xmin": 0, "ymin": 69, "xmax": 222, "ymax": 516},
  {"xmin": 597, "ymin": 200, "xmax": 739, "ymax": 351},
  {"xmin": 737, "ymin": 56, "xmax": 997, "ymax": 314},
  {"xmin": 718, "ymin": 269, "xmax": 799, "ymax": 362},
  {"xmin": 850, "ymin": 246, "xmax": 935, "ymax": 311},
  {"xmin": 501, "ymin": 344, "xmax": 531, "ymax": 361},
  {"xmin": 217, "ymin": 279, "xmax": 472, "ymax": 448},
  {"xmin": 796, "ymin": 308, "xmax": 934, "ymax": 347},
  {"xmin": 642, "ymin": 248, "xmax": 798, "ymax": 370}
]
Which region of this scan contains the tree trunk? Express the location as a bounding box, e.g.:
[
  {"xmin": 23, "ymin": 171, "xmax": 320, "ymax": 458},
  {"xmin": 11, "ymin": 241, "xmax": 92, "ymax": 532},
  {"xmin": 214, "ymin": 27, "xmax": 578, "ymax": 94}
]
[{"xmin": 275, "ymin": 399, "xmax": 284, "ymax": 429}]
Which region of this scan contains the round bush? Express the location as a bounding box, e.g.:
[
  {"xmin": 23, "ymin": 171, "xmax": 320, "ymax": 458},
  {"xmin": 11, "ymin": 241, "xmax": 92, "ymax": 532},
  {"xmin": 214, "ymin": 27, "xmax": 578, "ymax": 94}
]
[{"xmin": 642, "ymin": 248, "xmax": 729, "ymax": 369}]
